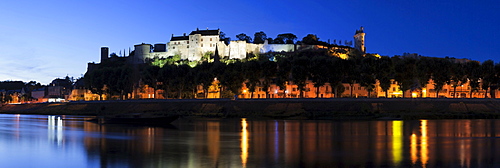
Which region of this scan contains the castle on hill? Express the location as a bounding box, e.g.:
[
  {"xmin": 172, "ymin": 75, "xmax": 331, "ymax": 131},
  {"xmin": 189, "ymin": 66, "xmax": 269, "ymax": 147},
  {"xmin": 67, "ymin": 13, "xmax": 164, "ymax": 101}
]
[{"xmin": 96, "ymin": 27, "xmax": 366, "ymax": 64}]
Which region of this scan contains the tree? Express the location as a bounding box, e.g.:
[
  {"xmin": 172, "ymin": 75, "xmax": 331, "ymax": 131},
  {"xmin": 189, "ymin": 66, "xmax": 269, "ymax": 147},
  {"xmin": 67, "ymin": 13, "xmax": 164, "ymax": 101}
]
[
  {"xmin": 327, "ymin": 57, "xmax": 346, "ymax": 98},
  {"xmin": 141, "ymin": 65, "xmax": 161, "ymax": 99},
  {"xmin": 393, "ymin": 56, "xmax": 418, "ymax": 98},
  {"xmin": 219, "ymin": 61, "xmax": 245, "ymax": 99},
  {"xmin": 266, "ymin": 38, "xmax": 274, "ymax": 44},
  {"xmin": 277, "ymin": 33, "xmax": 298, "ymax": 44},
  {"xmin": 376, "ymin": 56, "xmax": 394, "ymax": 98},
  {"xmin": 415, "ymin": 57, "xmax": 432, "ymax": 97},
  {"xmin": 309, "ymin": 55, "xmax": 329, "ymax": 98},
  {"xmin": 301, "ymin": 34, "xmax": 319, "ymax": 45},
  {"xmin": 448, "ymin": 61, "xmax": 467, "ymax": 98},
  {"xmin": 344, "ymin": 58, "xmax": 359, "ymax": 97},
  {"xmin": 253, "ymin": 31, "xmax": 267, "ymax": 44},
  {"xmin": 219, "ymin": 31, "xmax": 230, "ymax": 45},
  {"xmin": 465, "ymin": 61, "xmax": 481, "ymax": 98},
  {"xmin": 158, "ymin": 64, "xmax": 173, "ymax": 99},
  {"xmin": 243, "ymin": 60, "xmax": 261, "ymax": 98},
  {"xmin": 430, "ymin": 58, "xmax": 451, "ymax": 98},
  {"xmin": 273, "ymin": 36, "xmax": 285, "ymax": 44},
  {"xmin": 291, "ymin": 56, "xmax": 310, "ymax": 98},
  {"xmin": 84, "ymin": 68, "xmax": 106, "ymax": 100},
  {"xmin": 481, "ymin": 60, "xmax": 496, "ymax": 98},
  {"xmin": 194, "ymin": 61, "xmax": 215, "ymax": 98},
  {"xmin": 169, "ymin": 64, "xmax": 193, "ymax": 99},
  {"xmin": 276, "ymin": 55, "xmax": 292, "ymax": 97},
  {"xmin": 259, "ymin": 59, "xmax": 277, "ymax": 98},
  {"xmin": 236, "ymin": 33, "xmax": 252, "ymax": 43},
  {"xmin": 359, "ymin": 55, "xmax": 377, "ymax": 97}
]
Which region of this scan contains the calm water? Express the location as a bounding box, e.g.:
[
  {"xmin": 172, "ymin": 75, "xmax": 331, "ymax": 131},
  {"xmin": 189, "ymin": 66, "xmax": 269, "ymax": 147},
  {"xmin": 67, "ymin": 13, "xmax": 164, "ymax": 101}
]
[{"xmin": 0, "ymin": 114, "xmax": 499, "ymax": 168}]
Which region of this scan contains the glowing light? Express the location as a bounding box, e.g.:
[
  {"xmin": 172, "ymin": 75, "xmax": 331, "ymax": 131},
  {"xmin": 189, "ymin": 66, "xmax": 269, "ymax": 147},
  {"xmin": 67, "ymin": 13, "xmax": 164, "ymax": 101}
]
[
  {"xmin": 241, "ymin": 118, "xmax": 249, "ymax": 168},
  {"xmin": 412, "ymin": 92, "xmax": 418, "ymax": 98},
  {"xmin": 337, "ymin": 53, "xmax": 349, "ymax": 59},
  {"xmin": 421, "ymin": 120, "xmax": 429, "ymax": 167},
  {"xmin": 207, "ymin": 122, "xmax": 220, "ymax": 167},
  {"xmin": 410, "ymin": 134, "xmax": 417, "ymax": 164},
  {"xmin": 48, "ymin": 116, "xmax": 64, "ymax": 146},
  {"xmin": 392, "ymin": 120, "xmax": 403, "ymax": 166},
  {"xmin": 243, "ymin": 89, "xmax": 248, "ymax": 93}
]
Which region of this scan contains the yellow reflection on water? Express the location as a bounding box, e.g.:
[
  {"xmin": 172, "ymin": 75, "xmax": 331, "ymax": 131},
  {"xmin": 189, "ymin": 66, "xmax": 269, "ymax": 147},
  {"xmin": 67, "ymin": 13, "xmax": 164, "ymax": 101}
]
[
  {"xmin": 207, "ymin": 122, "xmax": 220, "ymax": 167},
  {"xmin": 421, "ymin": 120, "xmax": 428, "ymax": 167},
  {"xmin": 241, "ymin": 118, "xmax": 249, "ymax": 168},
  {"xmin": 411, "ymin": 134, "xmax": 417, "ymax": 164},
  {"xmin": 410, "ymin": 120, "xmax": 429, "ymax": 167},
  {"xmin": 409, "ymin": 120, "xmax": 429, "ymax": 167},
  {"xmin": 392, "ymin": 120, "xmax": 403, "ymax": 165}
]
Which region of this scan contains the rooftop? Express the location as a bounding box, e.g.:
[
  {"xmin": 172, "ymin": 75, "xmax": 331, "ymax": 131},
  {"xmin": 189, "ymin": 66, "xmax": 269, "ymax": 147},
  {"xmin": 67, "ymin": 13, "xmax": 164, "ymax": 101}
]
[{"xmin": 189, "ymin": 28, "xmax": 220, "ymax": 36}]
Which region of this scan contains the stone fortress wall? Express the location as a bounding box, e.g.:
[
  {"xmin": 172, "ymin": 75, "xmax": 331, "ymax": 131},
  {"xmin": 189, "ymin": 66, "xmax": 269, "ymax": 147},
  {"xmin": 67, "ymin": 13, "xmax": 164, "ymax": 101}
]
[{"xmin": 100, "ymin": 27, "xmax": 365, "ymax": 64}]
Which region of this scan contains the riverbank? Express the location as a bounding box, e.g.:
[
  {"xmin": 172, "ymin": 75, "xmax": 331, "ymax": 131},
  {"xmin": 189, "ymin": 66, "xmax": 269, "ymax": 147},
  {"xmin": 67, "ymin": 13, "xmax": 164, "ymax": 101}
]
[{"xmin": 1, "ymin": 98, "xmax": 500, "ymax": 120}]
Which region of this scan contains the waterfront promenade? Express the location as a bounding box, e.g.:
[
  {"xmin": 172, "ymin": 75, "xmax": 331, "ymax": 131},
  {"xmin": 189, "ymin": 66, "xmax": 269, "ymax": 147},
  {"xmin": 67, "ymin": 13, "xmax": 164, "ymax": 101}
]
[{"xmin": 1, "ymin": 98, "xmax": 500, "ymax": 119}]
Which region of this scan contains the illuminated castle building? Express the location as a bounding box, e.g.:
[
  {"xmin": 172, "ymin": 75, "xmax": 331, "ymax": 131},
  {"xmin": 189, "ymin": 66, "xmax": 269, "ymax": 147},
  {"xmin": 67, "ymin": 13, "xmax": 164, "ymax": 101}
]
[{"xmin": 97, "ymin": 27, "xmax": 365, "ymax": 64}]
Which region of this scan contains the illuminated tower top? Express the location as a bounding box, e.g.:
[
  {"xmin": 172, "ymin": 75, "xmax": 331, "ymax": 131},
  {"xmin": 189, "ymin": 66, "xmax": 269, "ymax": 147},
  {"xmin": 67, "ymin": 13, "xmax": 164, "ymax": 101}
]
[{"xmin": 353, "ymin": 26, "xmax": 366, "ymax": 53}]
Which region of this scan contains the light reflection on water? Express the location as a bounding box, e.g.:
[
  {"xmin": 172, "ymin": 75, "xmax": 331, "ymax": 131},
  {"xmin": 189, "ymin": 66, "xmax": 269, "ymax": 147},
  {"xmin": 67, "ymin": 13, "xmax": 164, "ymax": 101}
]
[
  {"xmin": 0, "ymin": 114, "xmax": 499, "ymax": 167},
  {"xmin": 240, "ymin": 118, "xmax": 248, "ymax": 168}
]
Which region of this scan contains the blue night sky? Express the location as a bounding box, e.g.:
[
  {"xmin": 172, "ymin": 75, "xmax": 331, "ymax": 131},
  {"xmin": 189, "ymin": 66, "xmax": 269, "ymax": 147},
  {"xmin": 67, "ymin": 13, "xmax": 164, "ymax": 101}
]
[{"xmin": 0, "ymin": 0, "xmax": 498, "ymax": 84}]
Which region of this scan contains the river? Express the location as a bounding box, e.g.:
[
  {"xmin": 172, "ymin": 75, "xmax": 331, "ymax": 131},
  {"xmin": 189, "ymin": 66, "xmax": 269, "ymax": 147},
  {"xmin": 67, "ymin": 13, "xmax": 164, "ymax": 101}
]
[{"xmin": 0, "ymin": 114, "xmax": 498, "ymax": 167}]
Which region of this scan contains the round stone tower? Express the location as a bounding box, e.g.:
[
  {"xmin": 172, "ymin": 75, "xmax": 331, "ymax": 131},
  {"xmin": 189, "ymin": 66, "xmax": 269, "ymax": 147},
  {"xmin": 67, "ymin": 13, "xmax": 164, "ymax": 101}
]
[
  {"xmin": 353, "ymin": 27, "xmax": 366, "ymax": 53},
  {"xmin": 133, "ymin": 43, "xmax": 152, "ymax": 64}
]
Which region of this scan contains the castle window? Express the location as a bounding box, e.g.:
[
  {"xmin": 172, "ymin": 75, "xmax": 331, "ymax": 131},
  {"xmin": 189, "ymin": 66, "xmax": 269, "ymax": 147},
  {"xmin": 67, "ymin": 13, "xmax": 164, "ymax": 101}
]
[
  {"xmin": 201, "ymin": 44, "xmax": 203, "ymax": 47},
  {"xmin": 201, "ymin": 38, "xmax": 203, "ymax": 41},
  {"xmin": 210, "ymin": 38, "xmax": 212, "ymax": 41},
  {"xmin": 187, "ymin": 41, "xmax": 189, "ymax": 44}
]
